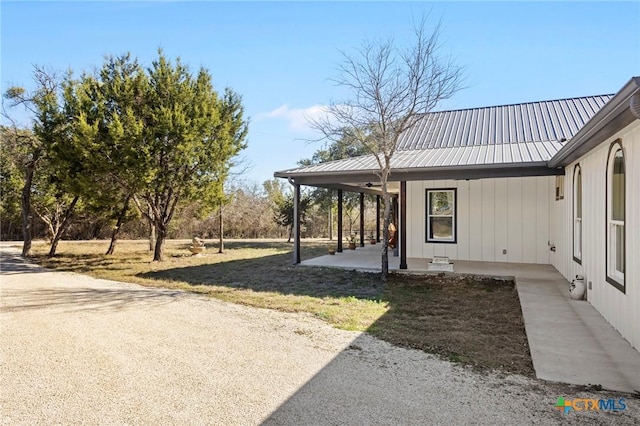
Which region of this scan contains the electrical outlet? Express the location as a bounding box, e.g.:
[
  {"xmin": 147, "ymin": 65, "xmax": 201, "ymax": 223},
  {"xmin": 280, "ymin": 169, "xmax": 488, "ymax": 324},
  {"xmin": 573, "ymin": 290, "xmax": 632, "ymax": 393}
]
[{"xmin": 502, "ymin": 249, "xmax": 507, "ymax": 255}]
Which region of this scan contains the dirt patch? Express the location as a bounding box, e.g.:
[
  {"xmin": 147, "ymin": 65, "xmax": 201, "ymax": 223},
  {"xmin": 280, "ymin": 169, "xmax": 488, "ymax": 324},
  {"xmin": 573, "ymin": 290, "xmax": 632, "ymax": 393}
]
[{"xmin": 368, "ymin": 273, "xmax": 534, "ymax": 376}]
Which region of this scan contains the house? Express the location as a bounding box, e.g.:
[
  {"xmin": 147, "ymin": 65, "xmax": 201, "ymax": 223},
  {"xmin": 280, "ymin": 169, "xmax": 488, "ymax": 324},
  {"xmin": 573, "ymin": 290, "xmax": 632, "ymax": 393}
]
[{"xmin": 275, "ymin": 77, "xmax": 640, "ymax": 351}]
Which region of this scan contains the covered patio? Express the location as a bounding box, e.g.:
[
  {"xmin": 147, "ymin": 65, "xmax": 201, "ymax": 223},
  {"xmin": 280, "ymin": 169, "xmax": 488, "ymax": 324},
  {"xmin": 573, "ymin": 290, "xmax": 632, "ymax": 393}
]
[{"xmin": 300, "ymin": 245, "xmax": 640, "ymax": 392}]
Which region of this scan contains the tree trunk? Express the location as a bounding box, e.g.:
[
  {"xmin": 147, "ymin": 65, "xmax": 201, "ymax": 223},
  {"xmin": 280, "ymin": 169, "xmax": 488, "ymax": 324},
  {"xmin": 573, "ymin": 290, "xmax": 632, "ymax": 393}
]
[
  {"xmin": 148, "ymin": 218, "xmax": 156, "ymax": 251},
  {"xmin": 48, "ymin": 195, "xmax": 80, "ymax": 257},
  {"xmin": 380, "ymin": 169, "xmax": 391, "ymax": 282},
  {"xmin": 106, "ymin": 195, "xmax": 131, "ymax": 255},
  {"xmin": 328, "ymin": 206, "xmax": 333, "ymax": 240},
  {"xmin": 218, "ymin": 204, "xmax": 224, "ymax": 254},
  {"xmin": 20, "ymin": 163, "xmax": 35, "ymax": 257},
  {"xmin": 287, "ymin": 225, "xmax": 292, "ymax": 243},
  {"xmin": 153, "ymin": 222, "xmax": 167, "ymax": 261}
]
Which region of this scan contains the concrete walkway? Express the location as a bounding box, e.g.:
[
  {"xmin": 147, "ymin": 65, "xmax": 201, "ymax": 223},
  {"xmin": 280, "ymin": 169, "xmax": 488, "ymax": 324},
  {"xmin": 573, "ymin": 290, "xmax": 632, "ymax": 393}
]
[{"xmin": 302, "ymin": 246, "xmax": 640, "ymax": 393}]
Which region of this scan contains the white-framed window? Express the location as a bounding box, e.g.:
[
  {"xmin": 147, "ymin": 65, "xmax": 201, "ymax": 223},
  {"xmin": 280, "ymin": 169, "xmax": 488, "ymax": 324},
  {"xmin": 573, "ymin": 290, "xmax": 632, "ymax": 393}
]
[
  {"xmin": 426, "ymin": 189, "xmax": 456, "ymax": 243},
  {"xmin": 606, "ymin": 141, "xmax": 625, "ymax": 292},
  {"xmin": 573, "ymin": 165, "xmax": 582, "ymax": 264}
]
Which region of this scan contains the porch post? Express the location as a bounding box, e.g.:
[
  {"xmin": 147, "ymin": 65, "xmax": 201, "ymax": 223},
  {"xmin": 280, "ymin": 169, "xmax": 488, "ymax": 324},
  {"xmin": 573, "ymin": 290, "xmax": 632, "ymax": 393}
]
[
  {"xmin": 376, "ymin": 195, "xmax": 381, "ymax": 242},
  {"xmin": 392, "ymin": 196, "xmax": 398, "ymax": 257},
  {"xmin": 400, "ymin": 181, "xmax": 407, "ymax": 270},
  {"xmin": 359, "ymin": 192, "xmax": 365, "ymax": 247},
  {"xmin": 293, "ymin": 183, "xmax": 301, "ymax": 264},
  {"xmin": 337, "ymin": 189, "xmax": 343, "ymax": 253}
]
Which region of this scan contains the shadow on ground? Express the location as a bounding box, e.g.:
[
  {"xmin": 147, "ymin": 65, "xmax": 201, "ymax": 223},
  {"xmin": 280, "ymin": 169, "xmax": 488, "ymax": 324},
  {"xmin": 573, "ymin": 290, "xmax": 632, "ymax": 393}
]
[
  {"xmin": 139, "ymin": 252, "xmax": 385, "ymax": 300},
  {"xmin": 140, "ymin": 255, "xmax": 533, "ymax": 376},
  {"xmin": 0, "ymin": 251, "xmax": 48, "ymax": 275},
  {"xmin": 1, "ymin": 286, "xmax": 185, "ymax": 313},
  {"xmin": 1, "ymin": 251, "xmax": 185, "ymax": 313}
]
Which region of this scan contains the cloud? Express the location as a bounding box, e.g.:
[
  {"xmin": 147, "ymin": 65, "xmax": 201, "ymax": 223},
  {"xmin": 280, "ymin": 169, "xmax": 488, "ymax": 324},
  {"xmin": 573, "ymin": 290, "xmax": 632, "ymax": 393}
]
[{"xmin": 257, "ymin": 104, "xmax": 329, "ymax": 133}]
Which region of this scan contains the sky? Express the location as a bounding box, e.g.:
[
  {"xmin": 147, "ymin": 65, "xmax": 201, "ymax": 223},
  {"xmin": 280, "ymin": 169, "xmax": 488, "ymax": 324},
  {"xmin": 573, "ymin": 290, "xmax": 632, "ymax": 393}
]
[{"xmin": 2, "ymin": 1, "xmax": 639, "ymax": 186}]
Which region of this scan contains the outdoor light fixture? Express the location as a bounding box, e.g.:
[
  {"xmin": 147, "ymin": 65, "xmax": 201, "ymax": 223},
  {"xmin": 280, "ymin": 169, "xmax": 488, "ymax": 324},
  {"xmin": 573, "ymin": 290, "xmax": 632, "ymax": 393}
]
[{"xmin": 366, "ymin": 182, "xmax": 373, "ymax": 187}]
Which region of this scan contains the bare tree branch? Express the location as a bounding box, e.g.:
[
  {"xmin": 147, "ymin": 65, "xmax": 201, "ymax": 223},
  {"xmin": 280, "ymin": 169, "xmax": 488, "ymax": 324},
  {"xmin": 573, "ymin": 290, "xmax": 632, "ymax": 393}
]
[{"xmin": 308, "ymin": 15, "xmax": 464, "ymax": 279}]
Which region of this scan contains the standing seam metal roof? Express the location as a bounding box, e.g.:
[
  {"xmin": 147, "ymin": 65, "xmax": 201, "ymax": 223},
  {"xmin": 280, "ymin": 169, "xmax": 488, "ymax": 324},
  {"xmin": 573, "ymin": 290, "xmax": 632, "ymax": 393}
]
[
  {"xmin": 276, "ymin": 141, "xmax": 566, "ymax": 175},
  {"xmin": 397, "ymin": 95, "xmax": 612, "ymax": 150},
  {"xmin": 275, "ymin": 94, "xmax": 613, "ymax": 176}
]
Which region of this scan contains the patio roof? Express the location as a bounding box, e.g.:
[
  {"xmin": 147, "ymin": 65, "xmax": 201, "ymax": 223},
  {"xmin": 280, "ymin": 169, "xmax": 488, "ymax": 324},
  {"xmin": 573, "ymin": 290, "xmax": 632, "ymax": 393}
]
[{"xmin": 275, "ymin": 94, "xmax": 612, "ymax": 190}]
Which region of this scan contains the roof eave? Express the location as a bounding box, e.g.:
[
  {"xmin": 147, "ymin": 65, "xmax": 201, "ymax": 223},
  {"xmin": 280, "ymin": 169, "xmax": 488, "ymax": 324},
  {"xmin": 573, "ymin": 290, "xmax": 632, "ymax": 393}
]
[
  {"xmin": 275, "ymin": 161, "xmax": 561, "ymax": 186},
  {"xmin": 549, "ymin": 77, "xmax": 640, "ymax": 168}
]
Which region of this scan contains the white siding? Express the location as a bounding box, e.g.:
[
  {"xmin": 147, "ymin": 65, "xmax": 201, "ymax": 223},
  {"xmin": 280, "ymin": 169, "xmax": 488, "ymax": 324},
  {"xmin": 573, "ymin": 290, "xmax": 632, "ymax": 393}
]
[
  {"xmin": 407, "ymin": 176, "xmax": 552, "ymax": 264},
  {"xmin": 550, "ymin": 120, "xmax": 640, "ymax": 350}
]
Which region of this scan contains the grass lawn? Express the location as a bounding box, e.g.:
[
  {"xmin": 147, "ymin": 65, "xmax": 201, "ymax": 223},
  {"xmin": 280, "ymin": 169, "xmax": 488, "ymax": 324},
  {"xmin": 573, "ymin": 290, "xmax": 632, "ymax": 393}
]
[{"xmin": 30, "ymin": 239, "xmax": 533, "ymax": 376}]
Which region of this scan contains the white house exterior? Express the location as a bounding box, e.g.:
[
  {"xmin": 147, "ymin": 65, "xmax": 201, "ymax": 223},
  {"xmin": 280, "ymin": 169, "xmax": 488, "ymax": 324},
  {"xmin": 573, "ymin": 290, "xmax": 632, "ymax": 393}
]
[
  {"xmin": 275, "ymin": 77, "xmax": 640, "ymax": 351},
  {"xmin": 547, "ymin": 81, "xmax": 640, "ymax": 351}
]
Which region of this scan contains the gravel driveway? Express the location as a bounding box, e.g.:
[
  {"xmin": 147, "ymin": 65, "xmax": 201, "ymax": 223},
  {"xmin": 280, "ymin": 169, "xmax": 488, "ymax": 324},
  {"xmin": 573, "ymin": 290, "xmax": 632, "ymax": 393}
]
[{"xmin": 1, "ymin": 247, "xmax": 637, "ymax": 425}]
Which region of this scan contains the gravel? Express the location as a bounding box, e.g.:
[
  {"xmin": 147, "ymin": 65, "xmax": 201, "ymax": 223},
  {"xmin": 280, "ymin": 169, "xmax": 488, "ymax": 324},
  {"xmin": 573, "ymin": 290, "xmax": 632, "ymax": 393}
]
[{"xmin": 1, "ymin": 247, "xmax": 638, "ymax": 425}]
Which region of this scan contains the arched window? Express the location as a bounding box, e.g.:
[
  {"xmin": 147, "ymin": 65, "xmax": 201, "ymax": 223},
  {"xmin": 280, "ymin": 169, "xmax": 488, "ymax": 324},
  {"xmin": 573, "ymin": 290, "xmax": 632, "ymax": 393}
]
[
  {"xmin": 606, "ymin": 141, "xmax": 625, "ymax": 291},
  {"xmin": 573, "ymin": 165, "xmax": 582, "ymax": 264}
]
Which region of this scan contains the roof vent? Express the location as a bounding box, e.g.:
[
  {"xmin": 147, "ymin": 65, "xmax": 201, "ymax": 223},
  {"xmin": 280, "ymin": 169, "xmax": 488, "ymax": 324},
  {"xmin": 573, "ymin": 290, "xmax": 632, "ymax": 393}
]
[{"xmin": 631, "ymin": 93, "xmax": 640, "ymax": 120}]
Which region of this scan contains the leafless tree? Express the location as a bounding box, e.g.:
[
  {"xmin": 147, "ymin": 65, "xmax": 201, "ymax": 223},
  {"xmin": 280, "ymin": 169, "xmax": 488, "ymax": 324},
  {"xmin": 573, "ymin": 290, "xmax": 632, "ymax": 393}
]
[{"xmin": 311, "ymin": 16, "xmax": 463, "ymax": 279}]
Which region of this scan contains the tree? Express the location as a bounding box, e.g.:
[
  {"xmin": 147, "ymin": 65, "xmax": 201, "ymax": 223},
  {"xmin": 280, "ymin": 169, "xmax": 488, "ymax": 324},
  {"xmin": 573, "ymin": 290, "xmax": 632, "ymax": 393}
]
[
  {"xmin": 134, "ymin": 52, "xmax": 248, "ymax": 261},
  {"xmin": 67, "ymin": 54, "xmax": 150, "ymax": 255},
  {"xmin": 273, "ymin": 190, "xmax": 311, "ymax": 243},
  {"xmin": 65, "ymin": 52, "xmax": 247, "ymax": 261},
  {"xmin": 311, "ymin": 17, "xmax": 463, "ymax": 280},
  {"xmin": 3, "ymin": 66, "xmax": 75, "ymax": 257},
  {"xmin": 0, "ymin": 127, "xmax": 30, "ymax": 242}
]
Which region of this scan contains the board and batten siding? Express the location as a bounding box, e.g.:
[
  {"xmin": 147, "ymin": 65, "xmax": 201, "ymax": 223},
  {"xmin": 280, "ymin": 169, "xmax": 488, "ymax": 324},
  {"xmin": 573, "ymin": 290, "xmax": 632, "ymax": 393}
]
[
  {"xmin": 406, "ymin": 176, "xmax": 552, "ymax": 264},
  {"xmin": 550, "ymin": 120, "xmax": 640, "ymax": 350}
]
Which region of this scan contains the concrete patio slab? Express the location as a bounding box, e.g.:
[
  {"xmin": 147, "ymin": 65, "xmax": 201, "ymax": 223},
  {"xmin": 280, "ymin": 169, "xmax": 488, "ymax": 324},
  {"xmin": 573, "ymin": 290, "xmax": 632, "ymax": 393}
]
[
  {"xmin": 301, "ymin": 244, "xmax": 400, "ymax": 271},
  {"xmin": 300, "ymin": 248, "xmax": 640, "ymax": 393}
]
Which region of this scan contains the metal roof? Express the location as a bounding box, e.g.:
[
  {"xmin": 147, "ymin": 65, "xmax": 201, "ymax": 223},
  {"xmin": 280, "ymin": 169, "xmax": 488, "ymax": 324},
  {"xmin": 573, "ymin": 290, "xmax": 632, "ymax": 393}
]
[
  {"xmin": 275, "ymin": 94, "xmax": 613, "ymax": 182},
  {"xmin": 276, "ymin": 141, "xmax": 564, "ymax": 176},
  {"xmin": 398, "ymin": 95, "xmax": 613, "ymax": 150}
]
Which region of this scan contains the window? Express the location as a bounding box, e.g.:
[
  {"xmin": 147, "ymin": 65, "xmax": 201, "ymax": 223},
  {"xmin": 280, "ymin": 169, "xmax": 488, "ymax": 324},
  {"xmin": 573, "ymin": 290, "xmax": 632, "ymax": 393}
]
[
  {"xmin": 555, "ymin": 175, "xmax": 565, "ymax": 200},
  {"xmin": 573, "ymin": 165, "xmax": 582, "ymax": 264},
  {"xmin": 606, "ymin": 141, "xmax": 625, "ymax": 291},
  {"xmin": 426, "ymin": 189, "xmax": 456, "ymax": 243}
]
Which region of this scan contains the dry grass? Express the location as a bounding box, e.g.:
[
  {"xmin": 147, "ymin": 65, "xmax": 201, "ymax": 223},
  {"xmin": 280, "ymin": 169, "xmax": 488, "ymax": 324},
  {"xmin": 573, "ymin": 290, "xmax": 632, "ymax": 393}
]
[
  {"xmin": 371, "ymin": 273, "xmax": 534, "ymax": 376},
  {"xmin": 30, "ymin": 239, "xmax": 533, "ymax": 375}
]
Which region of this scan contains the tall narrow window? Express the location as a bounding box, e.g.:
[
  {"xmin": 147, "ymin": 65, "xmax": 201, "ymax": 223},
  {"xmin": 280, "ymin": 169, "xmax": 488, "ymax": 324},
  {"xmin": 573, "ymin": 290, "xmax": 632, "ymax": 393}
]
[
  {"xmin": 606, "ymin": 141, "xmax": 625, "ymax": 291},
  {"xmin": 426, "ymin": 189, "xmax": 456, "ymax": 243},
  {"xmin": 573, "ymin": 165, "xmax": 582, "ymax": 264}
]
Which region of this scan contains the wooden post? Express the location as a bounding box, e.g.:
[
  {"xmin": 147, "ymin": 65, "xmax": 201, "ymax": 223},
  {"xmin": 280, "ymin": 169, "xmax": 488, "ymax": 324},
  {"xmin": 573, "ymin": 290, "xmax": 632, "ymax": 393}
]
[
  {"xmin": 359, "ymin": 192, "xmax": 365, "ymax": 247},
  {"xmin": 376, "ymin": 195, "xmax": 381, "ymax": 242},
  {"xmin": 337, "ymin": 190, "xmax": 343, "ymax": 253},
  {"xmin": 400, "ymin": 181, "xmax": 407, "ymax": 270},
  {"xmin": 293, "ymin": 183, "xmax": 301, "ymax": 264}
]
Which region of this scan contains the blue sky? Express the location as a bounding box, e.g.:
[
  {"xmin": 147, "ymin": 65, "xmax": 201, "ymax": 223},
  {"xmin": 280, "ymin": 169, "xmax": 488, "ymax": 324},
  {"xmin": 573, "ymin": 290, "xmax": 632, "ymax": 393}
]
[{"xmin": 2, "ymin": 1, "xmax": 639, "ymax": 185}]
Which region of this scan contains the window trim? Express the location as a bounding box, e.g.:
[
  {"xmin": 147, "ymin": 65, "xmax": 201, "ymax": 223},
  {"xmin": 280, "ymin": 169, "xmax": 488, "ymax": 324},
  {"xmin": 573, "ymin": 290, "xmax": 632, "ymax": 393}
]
[
  {"xmin": 573, "ymin": 164, "xmax": 582, "ymax": 265},
  {"xmin": 605, "ymin": 140, "xmax": 625, "ymax": 293},
  {"xmin": 425, "ymin": 188, "xmax": 457, "ymax": 244}
]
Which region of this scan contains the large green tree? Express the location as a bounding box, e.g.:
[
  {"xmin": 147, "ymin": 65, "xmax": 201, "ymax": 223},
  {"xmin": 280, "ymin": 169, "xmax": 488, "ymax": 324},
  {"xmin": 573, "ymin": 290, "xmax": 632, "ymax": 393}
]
[{"xmin": 80, "ymin": 52, "xmax": 248, "ymax": 261}]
